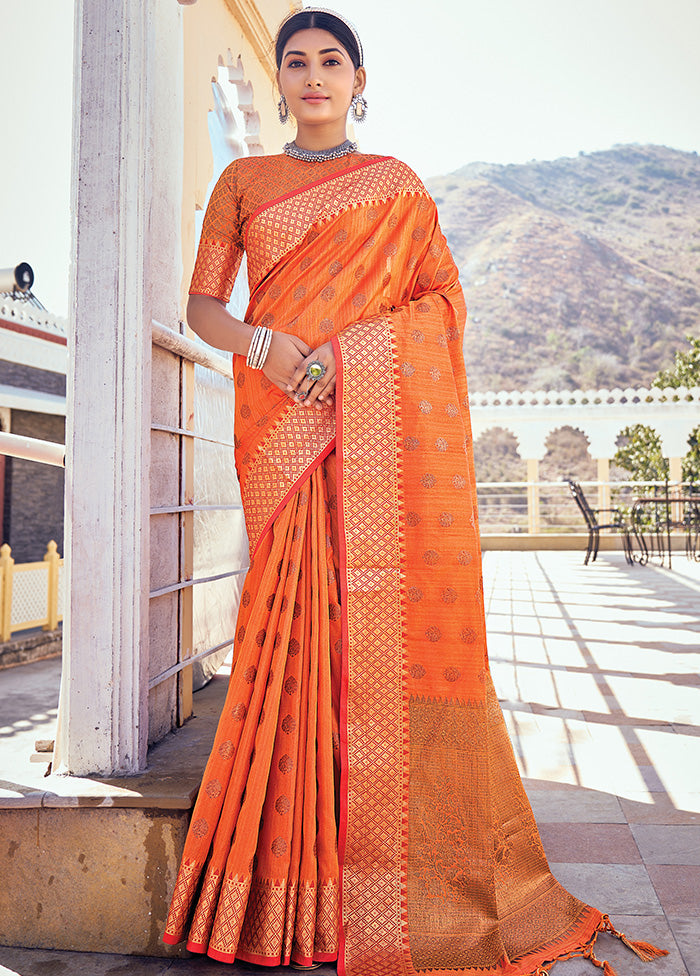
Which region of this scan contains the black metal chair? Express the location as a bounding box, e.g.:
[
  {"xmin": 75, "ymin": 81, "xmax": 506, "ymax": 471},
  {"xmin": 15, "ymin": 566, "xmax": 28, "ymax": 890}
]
[
  {"xmin": 567, "ymin": 480, "xmax": 632, "ymax": 565},
  {"xmin": 685, "ymin": 494, "xmax": 700, "ymax": 562}
]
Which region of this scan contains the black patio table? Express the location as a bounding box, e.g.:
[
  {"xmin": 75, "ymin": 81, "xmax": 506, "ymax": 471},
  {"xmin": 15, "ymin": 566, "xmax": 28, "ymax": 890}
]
[{"xmin": 628, "ymin": 489, "xmax": 700, "ymax": 568}]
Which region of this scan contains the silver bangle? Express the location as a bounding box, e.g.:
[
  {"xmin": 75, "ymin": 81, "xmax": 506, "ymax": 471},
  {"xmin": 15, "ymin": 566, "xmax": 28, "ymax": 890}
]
[
  {"xmin": 246, "ymin": 326, "xmax": 264, "ymax": 367},
  {"xmin": 246, "ymin": 325, "xmax": 272, "ymax": 370},
  {"xmin": 257, "ymin": 327, "xmax": 272, "ymax": 368}
]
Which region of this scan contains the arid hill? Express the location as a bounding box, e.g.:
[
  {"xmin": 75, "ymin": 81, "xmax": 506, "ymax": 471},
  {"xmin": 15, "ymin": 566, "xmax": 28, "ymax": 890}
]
[{"xmin": 427, "ymin": 145, "xmax": 700, "ymax": 392}]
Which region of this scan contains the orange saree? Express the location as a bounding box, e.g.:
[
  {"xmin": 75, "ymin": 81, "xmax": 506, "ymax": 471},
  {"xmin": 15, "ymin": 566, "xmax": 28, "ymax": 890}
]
[{"xmin": 163, "ymin": 153, "xmax": 666, "ymax": 976}]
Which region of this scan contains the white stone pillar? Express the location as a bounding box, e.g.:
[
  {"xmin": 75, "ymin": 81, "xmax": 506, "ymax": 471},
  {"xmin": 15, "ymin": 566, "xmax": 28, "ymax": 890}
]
[
  {"xmin": 586, "ymin": 429, "xmax": 619, "ymax": 517},
  {"xmin": 514, "ymin": 429, "xmax": 548, "ymax": 537},
  {"xmin": 526, "ymin": 458, "xmax": 540, "ymax": 535},
  {"xmin": 597, "ymin": 457, "xmax": 610, "ymax": 512},
  {"xmin": 668, "ymin": 456, "xmax": 683, "ymax": 486},
  {"xmin": 656, "ymin": 420, "xmax": 695, "ymax": 484},
  {"xmin": 55, "ymin": 1, "xmax": 157, "ymax": 776}
]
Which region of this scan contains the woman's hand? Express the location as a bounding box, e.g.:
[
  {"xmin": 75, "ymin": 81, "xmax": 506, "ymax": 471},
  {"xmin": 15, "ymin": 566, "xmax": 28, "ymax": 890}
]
[
  {"xmin": 286, "ymin": 342, "xmax": 337, "ymax": 410},
  {"xmin": 262, "ymin": 332, "xmax": 313, "ymax": 399}
]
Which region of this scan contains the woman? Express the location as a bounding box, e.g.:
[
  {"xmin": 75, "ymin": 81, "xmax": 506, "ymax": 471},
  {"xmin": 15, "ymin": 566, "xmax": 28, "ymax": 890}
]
[{"xmin": 163, "ymin": 9, "xmax": 666, "ymax": 975}]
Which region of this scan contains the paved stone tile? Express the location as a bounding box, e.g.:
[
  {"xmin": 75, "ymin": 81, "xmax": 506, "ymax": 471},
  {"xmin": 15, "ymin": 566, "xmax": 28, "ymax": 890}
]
[
  {"xmin": 0, "ymin": 946, "xmax": 337, "ymax": 975},
  {"xmin": 543, "ymin": 960, "xmax": 597, "ymax": 976},
  {"xmin": 549, "ymin": 863, "xmax": 662, "ymax": 915},
  {"xmin": 622, "ymin": 735, "xmax": 675, "ymax": 764},
  {"xmin": 675, "ymin": 723, "xmax": 700, "ymax": 736},
  {"xmin": 635, "ymin": 729, "xmax": 700, "ymax": 805},
  {"xmin": 0, "ymin": 945, "xmax": 173, "ymax": 974},
  {"xmin": 668, "ymin": 916, "xmax": 700, "ymax": 976},
  {"xmin": 633, "ymin": 765, "xmax": 668, "ymax": 793},
  {"xmin": 604, "ymin": 674, "xmax": 699, "ymax": 726},
  {"xmin": 525, "ymin": 787, "xmax": 626, "ymax": 823},
  {"xmin": 589, "ymin": 644, "xmax": 700, "ymax": 678},
  {"xmin": 592, "ymin": 915, "xmax": 688, "ymax": 976},
  {"xmin": 580, "ymin": 710, "xmax": 674, "ymax": 728},
  {"xmin": 620, "ymin": 794, "xmax": 700, "ymax": 825},
  {"xmin": 647, "ymin": 865, "xmax": 700, "ymax": 915},
  {"xmin": 552, "ymin": 671, "xmax": 611, "ymax": 712},
  {"xmin": 529, "ymin": 705, "xmax": 588, "ymax": 722},
  {"xmin": 0, "ymin": 657, "xmax": 61, "ymax": 796},
  {"xmin": 539, "ymin": 823, "xmax": 642, "ymax": 864},
  {"xmin": 631, "ymin": 824, "xmax": 700, "ymax": 865},
  {"xmin": 522, "ymin": 777, "xmax": 579, "ymax": 792},
  {"xmin": 540, "ymin": 640, "xmax": 589, "ymax": 667}
]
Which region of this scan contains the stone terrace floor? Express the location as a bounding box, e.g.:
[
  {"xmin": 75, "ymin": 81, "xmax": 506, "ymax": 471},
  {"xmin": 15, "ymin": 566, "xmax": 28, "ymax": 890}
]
[{"xmin": 1, "ymin": 551, "xmax": 699, "ymax": 976}]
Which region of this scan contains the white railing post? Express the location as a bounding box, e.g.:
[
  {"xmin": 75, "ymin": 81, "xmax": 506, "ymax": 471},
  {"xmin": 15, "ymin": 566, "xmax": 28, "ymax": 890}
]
[
  {"xmin": 597, "ymin": 458, "xmax": 611, "ymax": 512},
  {"xmin": 54, "ymin": 0, "xmax": 154, "ymax": 776},
  {"xmin": 526, "ymin": 459, "xmax": 540, "ymax": 535},
  {"xmin": 44, "ymin": 540, "xmax": 61, "ymax": 632},
  {"xmin": 0, "ymin": 544, "xmax": 13, "ymax": 642}
]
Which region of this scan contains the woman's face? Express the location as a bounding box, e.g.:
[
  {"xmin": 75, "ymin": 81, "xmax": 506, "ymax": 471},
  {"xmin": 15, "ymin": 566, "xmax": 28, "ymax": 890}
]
[{"xmin": 277, "ymin": 28, "xmax": 365, "ymax": 129}]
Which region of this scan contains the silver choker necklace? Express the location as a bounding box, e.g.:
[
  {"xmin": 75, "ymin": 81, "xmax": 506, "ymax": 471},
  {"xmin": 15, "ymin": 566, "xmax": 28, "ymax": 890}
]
[{"xmin": 283, "ymin": 139, "xmax": 358, "ymax": 162}]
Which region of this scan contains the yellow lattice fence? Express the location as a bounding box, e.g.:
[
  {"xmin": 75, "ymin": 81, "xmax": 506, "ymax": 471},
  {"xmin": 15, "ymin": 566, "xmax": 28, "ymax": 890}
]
[{"xmin": 0, "ymin": 541, "xmax": 64, "ymax": 641}]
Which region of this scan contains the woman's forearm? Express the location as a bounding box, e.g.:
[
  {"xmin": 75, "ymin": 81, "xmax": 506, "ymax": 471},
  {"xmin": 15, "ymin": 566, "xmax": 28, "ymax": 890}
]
[{"xmin": 186, "ymin": 294, "xmax": 255, "ymax": 357}]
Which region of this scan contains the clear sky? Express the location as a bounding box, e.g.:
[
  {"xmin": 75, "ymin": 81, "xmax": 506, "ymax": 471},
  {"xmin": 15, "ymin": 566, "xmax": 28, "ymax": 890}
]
[
  {"xmin": 1, "ymin": 0, "xmax": 698, "ymax": 317},
  {"xmin": 340, "ymin": 0, "xmax": 700, "ymax": 175},
  {"xmin": 0, "ymin": 0, "xmax": 73, "ymax": 319}
]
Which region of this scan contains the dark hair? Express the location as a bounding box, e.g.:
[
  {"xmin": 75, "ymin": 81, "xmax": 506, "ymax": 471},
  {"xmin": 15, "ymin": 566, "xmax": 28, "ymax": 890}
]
[{"xmin": 275, "ymin": 10, "xmax": 362, "ymax": 71}]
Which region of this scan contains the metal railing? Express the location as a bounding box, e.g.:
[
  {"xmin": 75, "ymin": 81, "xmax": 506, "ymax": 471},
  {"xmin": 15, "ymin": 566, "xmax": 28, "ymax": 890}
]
[
  {"xmin": 476, "ymin": 479, "xmax": 696, "ymax": 535},
  {"xmin": 0, "ymin": 430, "xmax": 65, "ymax": 467}
]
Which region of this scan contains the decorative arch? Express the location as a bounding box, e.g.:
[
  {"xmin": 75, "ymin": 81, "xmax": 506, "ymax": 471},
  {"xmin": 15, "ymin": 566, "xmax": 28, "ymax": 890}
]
[
  {"xmin": 540, "ymin": 425, "xmax": 596, "ymax": 482},
  {"xmin": 469, "ymin": 386, "xmax": 700, "ymax": 464},
  {"xmin": 469, "ymin": 386, "xmax": 700, "ymax": 523},
  {"xmin": 473, "ymin": 425, "xmax": 526, "ymax": 483}
]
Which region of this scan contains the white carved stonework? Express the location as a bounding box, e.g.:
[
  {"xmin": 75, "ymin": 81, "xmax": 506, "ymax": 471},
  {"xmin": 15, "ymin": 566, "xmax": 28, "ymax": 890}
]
[
  {"xmin": 0, "ymin": 298, "xmax": 68, "ymax": 340},
  {"xmin": 469, "ymin": 386, "xmax": 700, "ymax": 461}
]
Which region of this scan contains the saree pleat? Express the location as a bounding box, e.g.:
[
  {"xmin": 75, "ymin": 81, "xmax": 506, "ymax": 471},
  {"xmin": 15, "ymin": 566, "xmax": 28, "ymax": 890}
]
[
  {"xmin": 165, "ymin": 464, "xmax": 340, "ymax": 965},
  {"xmin": 165, "ymin": 153, "xmax": 666, "ymax": 975}
]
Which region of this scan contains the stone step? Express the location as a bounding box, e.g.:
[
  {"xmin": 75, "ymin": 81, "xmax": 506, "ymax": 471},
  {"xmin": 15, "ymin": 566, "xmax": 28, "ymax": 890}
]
[{"xmin": 0, "ymin": 667, "xmax": 227, "ymax": 957}]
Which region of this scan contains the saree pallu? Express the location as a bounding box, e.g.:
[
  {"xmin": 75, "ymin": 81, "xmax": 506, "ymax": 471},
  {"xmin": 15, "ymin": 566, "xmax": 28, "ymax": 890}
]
[{"xmin": 163, "ymin": 155, "xmax": 664, "ymax": 975}]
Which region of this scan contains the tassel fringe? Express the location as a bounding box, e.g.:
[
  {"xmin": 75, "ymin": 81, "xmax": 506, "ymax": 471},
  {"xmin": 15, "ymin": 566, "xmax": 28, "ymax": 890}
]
[
  {"xmin": 600, "ymin": 914, "xmax": 669, "ymax": 962},
  {"xmin": 588, "ymin": 948, "xmax": 619, "ymax": 976},
  {"xmin": 526, "ymin": 911, "xmax": 667, "ymax": 975},
  {"xmin": 530, "ymin": 915, "xmax": 668, "ymax": 976},
  {"xmin": 620, "ymin": 937, "xmax": 668, "ymax": 962}
]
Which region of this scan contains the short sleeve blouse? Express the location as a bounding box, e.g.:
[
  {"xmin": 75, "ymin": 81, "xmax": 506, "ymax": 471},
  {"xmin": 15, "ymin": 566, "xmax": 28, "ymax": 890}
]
[{"xmin": 189, "ymin": 162, "xmax": 244, "ymax": 304}]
